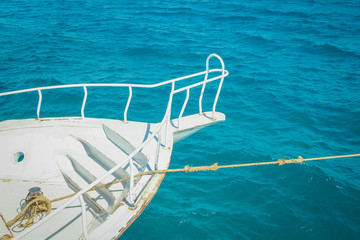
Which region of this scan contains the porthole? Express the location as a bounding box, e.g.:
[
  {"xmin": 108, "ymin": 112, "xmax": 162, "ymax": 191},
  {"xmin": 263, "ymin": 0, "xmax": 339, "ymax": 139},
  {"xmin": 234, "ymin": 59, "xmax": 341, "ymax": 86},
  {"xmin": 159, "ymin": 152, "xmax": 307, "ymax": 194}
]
[{"xmin": 13, "ymin": 151, "xmax": 25, "ymax": 163}]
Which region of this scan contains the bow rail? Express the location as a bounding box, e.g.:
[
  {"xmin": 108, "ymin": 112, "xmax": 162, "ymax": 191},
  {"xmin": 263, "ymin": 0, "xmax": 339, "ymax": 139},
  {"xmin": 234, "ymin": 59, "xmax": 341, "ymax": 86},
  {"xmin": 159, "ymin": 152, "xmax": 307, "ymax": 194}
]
[{"xmin": 0, "ymin": 54, "xmax": 228, "ymax": 122}]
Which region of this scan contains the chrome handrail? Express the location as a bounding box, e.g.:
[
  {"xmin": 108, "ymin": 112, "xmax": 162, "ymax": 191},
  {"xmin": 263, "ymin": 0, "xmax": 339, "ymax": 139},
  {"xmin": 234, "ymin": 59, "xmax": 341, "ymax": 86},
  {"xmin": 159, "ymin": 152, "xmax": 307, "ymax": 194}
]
[{"xmin": 6, "ymin": 54, "xmax": 228, "ymax": 239}]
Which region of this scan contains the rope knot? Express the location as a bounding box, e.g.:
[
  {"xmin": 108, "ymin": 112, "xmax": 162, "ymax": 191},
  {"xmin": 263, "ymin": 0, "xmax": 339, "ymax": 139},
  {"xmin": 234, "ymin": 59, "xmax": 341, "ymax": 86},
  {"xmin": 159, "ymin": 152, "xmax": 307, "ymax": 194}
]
[
  {"xmin": 7, "ymin": 195, "xmax": 51, "ymax": 228},
  {"xmin": 209, "ymin": 162, "xmax": 219, "ymax": 171},
  {"xmin": 277, "ymin": 158, "xmax": 286, "ymax": 165},
  {"xmin": 183, "ymin": 163, "xmax": 219, "ymax": 173},
  {"xmin": 277, "ymin": 156, "xmax": 304, "ymax": 165},
  {"xmin": 295, "ymin": 156, "xmax": 304, "ymax": 164},
  {"xmin": 183, "ymin": 165, "xmax": 192, "ymax": 173}
]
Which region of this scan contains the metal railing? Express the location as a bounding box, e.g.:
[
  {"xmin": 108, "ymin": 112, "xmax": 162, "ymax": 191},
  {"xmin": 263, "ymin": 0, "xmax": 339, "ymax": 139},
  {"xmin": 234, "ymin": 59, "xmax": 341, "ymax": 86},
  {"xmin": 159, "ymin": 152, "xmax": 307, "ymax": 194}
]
[
  {"xmin": 0, "ymin": 55, "xmax": 227, "ymax": 123},
  {"xmin": 2, "ymin": 54, "xmax": 228, "ymax": 239}
]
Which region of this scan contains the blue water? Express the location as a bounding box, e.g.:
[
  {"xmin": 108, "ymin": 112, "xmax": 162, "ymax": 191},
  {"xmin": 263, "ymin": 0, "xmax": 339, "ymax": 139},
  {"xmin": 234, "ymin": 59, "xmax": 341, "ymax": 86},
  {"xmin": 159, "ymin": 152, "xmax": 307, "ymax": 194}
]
[{"xmin": 1, "ymin": 0, "xmax": 360, "ymax": 239}]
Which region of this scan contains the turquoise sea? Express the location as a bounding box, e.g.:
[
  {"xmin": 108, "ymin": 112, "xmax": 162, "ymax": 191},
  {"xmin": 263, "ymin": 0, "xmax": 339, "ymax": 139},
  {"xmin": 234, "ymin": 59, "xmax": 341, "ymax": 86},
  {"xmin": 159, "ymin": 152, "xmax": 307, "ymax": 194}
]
[{"xmin": 1, "ymin": 0, "xmax": 360, "ymax": 239}]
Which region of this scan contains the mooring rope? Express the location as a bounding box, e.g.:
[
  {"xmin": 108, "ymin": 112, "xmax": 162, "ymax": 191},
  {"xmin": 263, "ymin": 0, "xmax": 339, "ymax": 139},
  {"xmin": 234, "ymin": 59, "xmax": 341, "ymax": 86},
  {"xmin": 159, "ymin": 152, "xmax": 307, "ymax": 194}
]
[
  {"xmin": 5, "ymin": 194, "xmax": 51, "ymax": 237},
  {"xmin": 3, "ymin": 153, "xmax": 359, "ymax": 238},
  {"xmin": 50, "ymin": 153, "xmax": 360, "ymax": 203}
]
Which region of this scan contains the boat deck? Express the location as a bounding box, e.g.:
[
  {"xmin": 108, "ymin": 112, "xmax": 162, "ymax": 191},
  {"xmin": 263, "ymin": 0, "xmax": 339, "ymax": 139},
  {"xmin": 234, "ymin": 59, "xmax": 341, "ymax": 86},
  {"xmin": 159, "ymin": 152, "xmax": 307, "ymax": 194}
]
[
  {"xmin": 0, "ymin": 112, "xmax": 224, "ymax": 239},
  {"xmin": 0, "ymin": 117, "xmax": 168, "ymax": 239}
]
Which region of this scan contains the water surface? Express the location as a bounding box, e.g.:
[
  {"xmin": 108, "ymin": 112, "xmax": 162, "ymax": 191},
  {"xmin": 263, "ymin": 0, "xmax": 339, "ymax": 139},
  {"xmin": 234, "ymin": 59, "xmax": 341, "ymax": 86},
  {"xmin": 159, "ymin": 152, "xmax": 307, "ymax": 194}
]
[{"xmin": 0, "ymin": 0, "xmax": 359, "ymax": 239}]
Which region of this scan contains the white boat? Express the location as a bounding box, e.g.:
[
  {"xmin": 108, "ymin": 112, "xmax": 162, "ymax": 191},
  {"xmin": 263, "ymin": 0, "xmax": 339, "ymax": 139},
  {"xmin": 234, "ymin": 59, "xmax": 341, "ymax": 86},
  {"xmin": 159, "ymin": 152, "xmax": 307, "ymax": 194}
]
[{"xmin": 0, "ymin": 54, "xmax": 228, "ymax": 240}]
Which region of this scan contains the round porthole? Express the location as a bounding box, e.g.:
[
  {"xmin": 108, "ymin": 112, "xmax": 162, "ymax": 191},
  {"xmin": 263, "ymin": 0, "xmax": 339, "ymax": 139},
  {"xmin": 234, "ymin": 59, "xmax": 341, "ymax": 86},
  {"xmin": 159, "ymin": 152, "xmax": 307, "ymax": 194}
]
[{"xmin": 13, "ymin": 151, "xmax": 25, "ymax": 163}]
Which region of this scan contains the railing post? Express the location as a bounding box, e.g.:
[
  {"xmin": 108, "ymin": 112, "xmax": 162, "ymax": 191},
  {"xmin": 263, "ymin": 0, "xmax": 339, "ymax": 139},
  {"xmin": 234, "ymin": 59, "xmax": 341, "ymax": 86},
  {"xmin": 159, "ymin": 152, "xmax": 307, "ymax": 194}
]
[
  {"xmin": 79, "ymin": 194, "xmax": 89, "ymax": 240},
  {"xmin": 155, "ymin": 131, "xmax": 161, "ymax": 170},
  {"xmin": 124, "ymin": 86, "xmax": 132, "ymax": 122},
  {"xmin": 199, "ymin": 54, "xmax": 226, "ymax": 118},
  {"xmin": 211, "ymin": 54, "xmax": 225, "ymax": 119},
  {"xmin": 198, "ymin": 65, "xmax": 209, "ymax": 115},
  {"xmin": 37, "ymin": 89, "xmax": 42, "ymax": 119},
  {"xmin": 128, "ymin": 157, "xmax": 135, "ymax": 206},
  {"xmin": 81, "ymin": 86, "xmax": 88, "ymax": 119},
  {"xmin": 165, "ymin": 82, "xmax": 175, "ymax": 147},
  {"xmin": 178, "ymin": 88, "xmax": 190, "ymax": 129}
]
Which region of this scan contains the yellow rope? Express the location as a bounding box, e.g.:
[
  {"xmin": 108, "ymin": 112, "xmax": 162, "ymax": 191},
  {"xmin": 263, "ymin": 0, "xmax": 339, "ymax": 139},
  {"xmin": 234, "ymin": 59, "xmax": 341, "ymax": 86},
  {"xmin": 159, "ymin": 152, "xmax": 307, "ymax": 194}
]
[
  {"xmin": 0, "ymin": 214, "xmax": 13, "ymax": 239},
  {"xmin": 4, "ymin": 153, "xmax": 357, "ymax": 237},
  {"xmin": 0, "ymin": 235, "xmax": 13, "ymax": 240},
  {"xmin": 50, "ymin": 153, "xmax": 360, "ymax": 203},
  {"xmin": 6, "ymin": 195, "xmax": 51, "ymax": 228}
]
